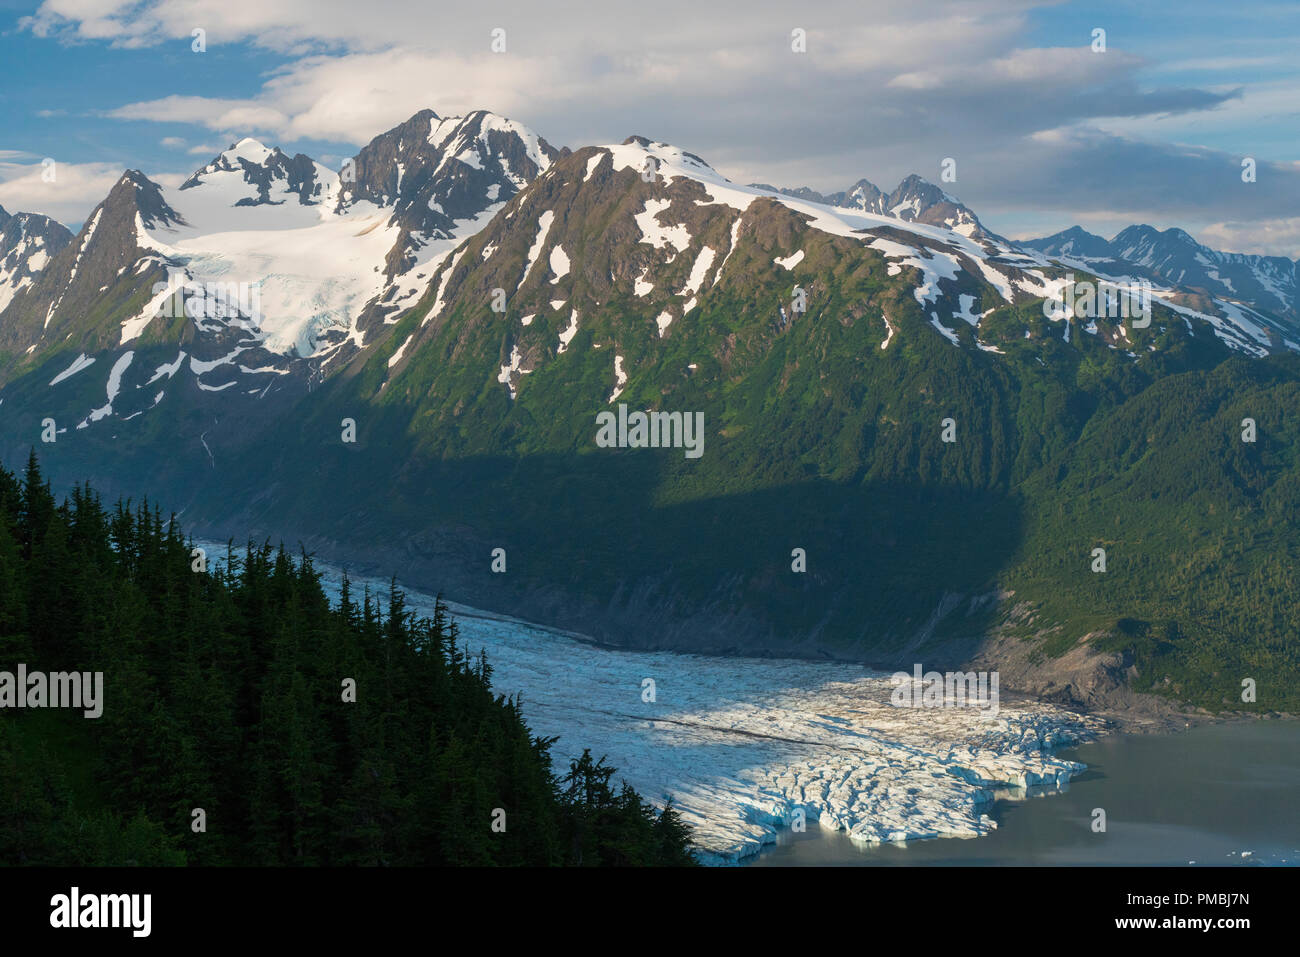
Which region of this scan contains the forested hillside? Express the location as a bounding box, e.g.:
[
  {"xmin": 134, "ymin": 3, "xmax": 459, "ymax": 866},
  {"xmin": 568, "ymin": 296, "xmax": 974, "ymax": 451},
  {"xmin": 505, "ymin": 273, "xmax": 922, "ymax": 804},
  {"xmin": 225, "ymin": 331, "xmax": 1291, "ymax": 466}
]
[{"xmin": 0, "ymin": 453, "xmax": 694, "ymax": 866}]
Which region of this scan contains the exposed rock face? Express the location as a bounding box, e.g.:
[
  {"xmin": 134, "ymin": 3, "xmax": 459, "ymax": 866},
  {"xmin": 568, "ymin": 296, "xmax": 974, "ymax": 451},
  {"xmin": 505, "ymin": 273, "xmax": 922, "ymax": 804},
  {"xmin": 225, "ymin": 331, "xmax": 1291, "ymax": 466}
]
[
  {"xmin": 338, "ymin": 109, "xmax": 567, "ymax": 283},
  {"xmin": 0, "ymin": 171, "xmax": 183, "ymax": 360},
  {"xmin": 0, "ymin": 204, "xmax": 74, "ymax": 325},
  {"xmin": 182, "ymin": 139, "xmax": 329, "ymax": 207}
]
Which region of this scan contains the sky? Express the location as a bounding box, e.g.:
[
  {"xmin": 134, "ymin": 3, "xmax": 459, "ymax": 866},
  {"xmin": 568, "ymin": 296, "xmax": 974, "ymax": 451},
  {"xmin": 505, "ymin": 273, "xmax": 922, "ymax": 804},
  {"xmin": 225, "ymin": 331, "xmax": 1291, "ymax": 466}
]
[{"xmin": 1, "ymin": 0, "xmax": 1298, "ymax": 257}]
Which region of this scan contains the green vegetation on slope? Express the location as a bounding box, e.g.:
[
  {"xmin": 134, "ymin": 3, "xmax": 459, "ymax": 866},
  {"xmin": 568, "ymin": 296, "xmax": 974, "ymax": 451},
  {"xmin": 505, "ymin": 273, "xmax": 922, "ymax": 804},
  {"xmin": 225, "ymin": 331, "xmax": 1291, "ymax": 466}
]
[
  {"xmin": 4, "ymin": 153, "xmax": 1294, "ymax": 715},
  {"xmin": 1004, "ymin": 356, "xmax": 1300, "ymax": 709},
  {"xmin": 252, "ymin": 284, "xmax": 1300, "ymax": 711}
]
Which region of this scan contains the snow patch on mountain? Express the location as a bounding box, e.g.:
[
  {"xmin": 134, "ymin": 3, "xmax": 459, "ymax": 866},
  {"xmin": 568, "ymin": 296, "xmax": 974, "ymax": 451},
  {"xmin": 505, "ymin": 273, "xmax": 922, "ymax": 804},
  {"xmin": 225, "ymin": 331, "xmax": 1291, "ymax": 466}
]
[
  {"xmin": 608, "ymin": 353, "xmax": 627, "ymax": 402},
  {"xmin": 680, "ymin": 246, "xmax": 715, "ymax": 296},
  {"xmin": 524, "ymin": 210, "xmax": 556, "ymax": 281},
  {"xmin": 635, "ymin": 198, "xmax": 692, "ymax": 254},
  {"xmin": 49, "ymin": 352, "xmax": 96, "ymax": 386},
  {"xmin": 549, "ymin": 244, "xmax": 570, "ymax": 283},
  {"xmin": 880, "ymin": 314, "xmax": 896, "ymax": 350},
  {"xmin": 425, "ymin": 247, "xmax": 469, "ymax": 325},
  {"xmin": 497, "ymin": 343, "xmax": 528, "ymax": 398},
  {"xmin": 77, "ymin": 350, "xmax": 134, "ymax": 427},
  {"xmin": 930, "ymin": 314, "xmax": 961, "ymax": 346},
  {"xmin": 557, "ymin": 310, "xmax": 579, "ymax": 354},
  {"xmin": 713, "ymin": 216, "xmax": 745, "ymax": 287},
  {"xmin": 388, "ymin": 333, "xmax": 414, "ymax": 368},
  {"xmin": 145, "ymin": 350, "xmax": 187, "ymax": 385}
]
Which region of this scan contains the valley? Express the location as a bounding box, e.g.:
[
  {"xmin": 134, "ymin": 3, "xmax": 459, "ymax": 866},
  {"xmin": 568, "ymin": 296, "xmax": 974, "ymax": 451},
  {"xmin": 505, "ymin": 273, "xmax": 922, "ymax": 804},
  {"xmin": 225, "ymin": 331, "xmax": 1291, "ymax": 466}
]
[{"xmin": 3, "ymin": 109, "xmax": 1299, "ymax": 717}]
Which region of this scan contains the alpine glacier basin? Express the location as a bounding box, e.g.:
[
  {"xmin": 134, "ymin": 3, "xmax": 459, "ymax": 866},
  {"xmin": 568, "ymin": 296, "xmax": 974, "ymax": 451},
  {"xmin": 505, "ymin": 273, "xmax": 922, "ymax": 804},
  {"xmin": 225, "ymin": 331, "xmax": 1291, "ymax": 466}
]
[{"xmin": 286, "ymin": 550, "xmax": 1105, "ymax": 864}]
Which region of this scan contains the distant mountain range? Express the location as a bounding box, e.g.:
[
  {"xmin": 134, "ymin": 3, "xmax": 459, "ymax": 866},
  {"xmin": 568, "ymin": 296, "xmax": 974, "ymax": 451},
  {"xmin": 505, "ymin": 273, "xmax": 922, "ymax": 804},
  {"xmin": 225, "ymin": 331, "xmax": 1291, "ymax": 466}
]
[
  {"xmin": 1022, "ymin": 224, "xmax": 1300, "ymax": 324},
  {"xmin": 749, "ymin": 174, "xmax": 998, "ymax": 241},
  {"xmin": 3, "ymin": 107, "xmax": 1298, "ymax": 713}
]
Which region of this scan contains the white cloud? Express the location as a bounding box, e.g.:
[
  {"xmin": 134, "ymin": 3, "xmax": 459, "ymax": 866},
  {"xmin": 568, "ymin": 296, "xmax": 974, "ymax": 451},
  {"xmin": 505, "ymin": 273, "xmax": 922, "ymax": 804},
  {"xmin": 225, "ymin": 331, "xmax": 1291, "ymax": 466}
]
[
  {"xmin": 109, "ymin": 94, "xmax": 290, "ymax": 133},
  {"xmin": 1201, "ymin": 218, "xmax": 1300, "ymax": 260},
  {"xmin": 20, "ymin": 0, "xmax": 1300, "ymax": 255},
  {"xmin": 0, "ymin": 158, "xmax": 188, "ymax": 226},
  {"xmin": 0, "ymin": 160, "xmax": 125, "ymax": 226}
]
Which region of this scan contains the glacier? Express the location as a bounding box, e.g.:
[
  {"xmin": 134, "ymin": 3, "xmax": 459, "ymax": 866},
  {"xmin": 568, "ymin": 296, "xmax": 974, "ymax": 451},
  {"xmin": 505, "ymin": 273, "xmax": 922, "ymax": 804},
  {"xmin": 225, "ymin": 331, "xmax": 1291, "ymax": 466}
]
[{"xmin": 204, "ymin": 543, "xmax": 1105, "ymax": 865}]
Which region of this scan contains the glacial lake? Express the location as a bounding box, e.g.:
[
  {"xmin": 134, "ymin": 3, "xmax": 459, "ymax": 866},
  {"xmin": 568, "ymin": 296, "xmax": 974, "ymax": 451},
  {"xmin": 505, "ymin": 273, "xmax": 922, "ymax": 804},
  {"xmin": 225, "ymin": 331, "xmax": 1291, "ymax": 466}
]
[{"xmin": 749, "ymin": 720, "xmax": 1300, "ymax": 866}]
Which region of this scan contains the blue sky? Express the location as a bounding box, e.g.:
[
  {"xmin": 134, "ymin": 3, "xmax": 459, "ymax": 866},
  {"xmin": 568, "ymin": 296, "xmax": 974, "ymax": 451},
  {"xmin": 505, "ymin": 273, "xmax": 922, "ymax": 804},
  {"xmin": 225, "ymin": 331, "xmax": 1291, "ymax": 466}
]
[{"xmin": 2, "ymin": 0, "xmax": 1297, "ymax": 256}]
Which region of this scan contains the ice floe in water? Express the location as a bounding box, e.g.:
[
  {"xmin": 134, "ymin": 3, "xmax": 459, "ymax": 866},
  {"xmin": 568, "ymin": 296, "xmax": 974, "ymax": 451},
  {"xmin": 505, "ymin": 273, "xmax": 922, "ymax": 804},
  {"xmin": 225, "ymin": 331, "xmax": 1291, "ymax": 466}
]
[{"xmin": 209, "ymin": 545, "xmax": 1103, "ymax": 865}]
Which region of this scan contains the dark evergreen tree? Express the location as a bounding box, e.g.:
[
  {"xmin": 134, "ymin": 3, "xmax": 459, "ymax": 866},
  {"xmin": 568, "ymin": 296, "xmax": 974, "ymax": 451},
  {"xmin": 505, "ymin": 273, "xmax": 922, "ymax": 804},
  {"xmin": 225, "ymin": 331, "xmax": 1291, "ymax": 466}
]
[{"xmin": 0, "ymin": 454, "xmax": 696, "ymax": 867}]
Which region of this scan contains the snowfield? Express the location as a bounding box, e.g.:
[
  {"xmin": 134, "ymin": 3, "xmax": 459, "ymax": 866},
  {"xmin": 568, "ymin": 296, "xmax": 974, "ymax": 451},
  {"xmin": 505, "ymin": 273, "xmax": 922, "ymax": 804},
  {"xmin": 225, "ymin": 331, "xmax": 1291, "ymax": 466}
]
[{"xmin": 212, "ymin": 546, "xmax": 1107, "ymax": 865}]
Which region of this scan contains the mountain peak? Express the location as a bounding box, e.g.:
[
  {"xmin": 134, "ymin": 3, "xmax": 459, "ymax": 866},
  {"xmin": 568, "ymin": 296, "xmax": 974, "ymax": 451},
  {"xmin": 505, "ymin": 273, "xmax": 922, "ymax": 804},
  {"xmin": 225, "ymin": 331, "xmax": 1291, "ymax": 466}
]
[
  {"xmin": 178, "ymin": 139, "xmax": 329, "ymax": 211},
  {"xmin": 1114, "ymin": 223, "xmax": 1158, "ymax": 239},
  {"xmin": 182, "ymin": 138, "xmax": 294, "ymax": 190},
  {"xmin": 107, "ymin": 169, "xmax": 183, "ymax": 229},
  {"xmin": 876, "ymin": 174, "xmax": 993, "ymax": 238},
  {"xmin": 892, "ymin": 173, "xmax": 955, "ymax": 203},
  {"xmin": 612, "ymin": 137, "xmax": 718, "ymax": 179},
  {"xmin": 228, "ymin": 137, "xmax": 275, "ymax": 160},
  {"xmin": 1020, "ymin": 225, "xmax": 1114, "ymax": 260}
]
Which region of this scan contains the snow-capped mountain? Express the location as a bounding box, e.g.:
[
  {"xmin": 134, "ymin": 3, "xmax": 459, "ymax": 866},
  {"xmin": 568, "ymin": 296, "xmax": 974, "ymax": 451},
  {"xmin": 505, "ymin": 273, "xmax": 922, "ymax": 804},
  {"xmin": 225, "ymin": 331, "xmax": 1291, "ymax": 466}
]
[
  {"xmin": 3, "ymin": 108, "xmax": 1298, "ymax": 453},
  {"xmin": 0, "ymin": 171, "xmax": 183, "ymax": 362},
  {"xmin": 1021, "ymin": 225, "xmax": 1115, "ymax": 260},
  {"xmin": 380, "ymin": 133, "xmax": 1298, "ymax": 413},
  {"xmin": 180, "ymin": 138, "xmax": 333, "ymax": 207},
  {"xmin": 337, "ymin": 110, "xmax": 565, "ymax": 275},
  {"xmin": 378, "ymin": 136, "xmax": 1072, "ymax": 406},
  {"xmin": 155, "ymin": 110, "xmax": 564, "ymax": 358},
  {"xmin": 0, "ymin": 205, "xmax": 72, "ymax": 326},
  {"xmin": 0, "ymin": 110, "xmax": 564, "ymax": 399},
  {"xmin": 5, "ymin": 113, "xmax": 1300, "ymax": 684},
  {"xmin": 164, "ymin": 132, "xmax": 1300, "ymax": 663},
  {"xmin": 137, "ymin": 142, "xmax": 384, "ymax": 362},
  {"xmin": 750, "ymin": 174, "xmax": 998, "ymax": 241},
  {"xmin": 1025, "ymin": 224, "xmax": 1300, "ymax": 323}
]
